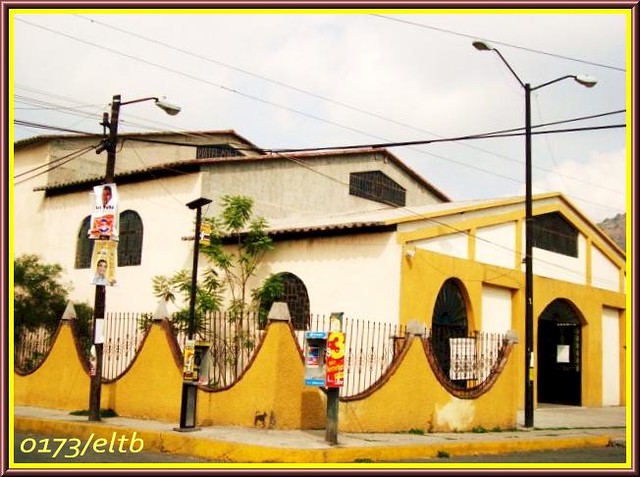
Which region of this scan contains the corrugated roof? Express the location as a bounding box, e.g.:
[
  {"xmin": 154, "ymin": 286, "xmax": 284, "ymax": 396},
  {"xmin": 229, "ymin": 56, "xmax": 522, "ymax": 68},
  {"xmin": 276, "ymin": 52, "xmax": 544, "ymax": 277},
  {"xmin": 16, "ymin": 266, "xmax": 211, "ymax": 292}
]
[{"xmin": 30, "ymin": 142, "xmax": 450, "ymax": 203}]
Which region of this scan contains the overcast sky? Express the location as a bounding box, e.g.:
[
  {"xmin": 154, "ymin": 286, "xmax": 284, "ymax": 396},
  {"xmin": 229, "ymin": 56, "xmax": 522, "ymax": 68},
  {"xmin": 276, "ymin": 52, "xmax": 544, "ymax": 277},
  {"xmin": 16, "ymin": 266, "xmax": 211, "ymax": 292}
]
[{"xmin": 11, "ymin": 9, "xmax": 629, "ymax": 223}]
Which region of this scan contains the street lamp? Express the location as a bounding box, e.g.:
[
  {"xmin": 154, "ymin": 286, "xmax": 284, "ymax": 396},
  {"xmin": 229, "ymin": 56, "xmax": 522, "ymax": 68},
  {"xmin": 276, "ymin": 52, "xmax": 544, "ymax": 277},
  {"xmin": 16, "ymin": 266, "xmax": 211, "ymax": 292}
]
[
  {"xmin": 89, "ymin": 94, "xmax": 181, "ymax": 422},
  {"xmin": 473, "ymin": 40, "xmax": 596, "ymax": 428},
  {"xmin": 176, "ymin": 197, "xmax": 212, "ymax": 432}
]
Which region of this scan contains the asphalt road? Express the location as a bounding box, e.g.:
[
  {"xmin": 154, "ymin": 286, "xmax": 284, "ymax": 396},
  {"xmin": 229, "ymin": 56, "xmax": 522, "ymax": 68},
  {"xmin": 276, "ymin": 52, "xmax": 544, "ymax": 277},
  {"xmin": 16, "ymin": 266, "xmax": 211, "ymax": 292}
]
[
  {"xmin": 12, "ymin": 430, "xmax": 628, "ymax": 465},
  {"xmin": 392, "ymin": 445, "xmax": 628, "ymax": 464}
]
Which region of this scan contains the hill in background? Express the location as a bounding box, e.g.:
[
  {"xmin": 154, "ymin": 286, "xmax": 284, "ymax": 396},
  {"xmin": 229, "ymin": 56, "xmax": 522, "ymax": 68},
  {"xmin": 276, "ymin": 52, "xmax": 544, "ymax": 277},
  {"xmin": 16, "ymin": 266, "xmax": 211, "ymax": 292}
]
[{"xmin": 597, "ymin": 213, "xmax": 626, "ymax": 251}]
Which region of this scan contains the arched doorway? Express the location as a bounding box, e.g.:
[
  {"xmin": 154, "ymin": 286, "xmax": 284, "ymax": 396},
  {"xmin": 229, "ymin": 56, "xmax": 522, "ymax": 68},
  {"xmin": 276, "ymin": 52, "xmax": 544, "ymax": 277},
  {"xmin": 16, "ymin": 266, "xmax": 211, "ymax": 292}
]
[
  {"xmin": 431, "ymin": 278, "xmax": 468, "ymax": 380},
  {"xmin": 537, "ymin": 299, "xmax": 583, "ymax": 405}
]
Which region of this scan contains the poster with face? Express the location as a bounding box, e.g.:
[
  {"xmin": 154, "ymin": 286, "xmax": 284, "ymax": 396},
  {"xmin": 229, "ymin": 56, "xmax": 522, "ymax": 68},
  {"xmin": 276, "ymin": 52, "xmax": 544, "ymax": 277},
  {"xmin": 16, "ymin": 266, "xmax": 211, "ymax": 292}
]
[
  {"xmin": 90, "ymin": 240, "xmax": 118, "ymax": 286},
  {"xmin": 88, "ymin": 183, "xmax": 119, "ymax": 240}
]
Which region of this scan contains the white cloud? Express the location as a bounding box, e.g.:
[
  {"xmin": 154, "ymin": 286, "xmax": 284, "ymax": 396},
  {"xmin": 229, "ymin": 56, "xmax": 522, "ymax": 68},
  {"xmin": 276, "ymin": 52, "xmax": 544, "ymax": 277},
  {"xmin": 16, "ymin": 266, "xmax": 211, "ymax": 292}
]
[{"xmin": 531, "ymin": 149, "xmax": 626, "ymax": 223}]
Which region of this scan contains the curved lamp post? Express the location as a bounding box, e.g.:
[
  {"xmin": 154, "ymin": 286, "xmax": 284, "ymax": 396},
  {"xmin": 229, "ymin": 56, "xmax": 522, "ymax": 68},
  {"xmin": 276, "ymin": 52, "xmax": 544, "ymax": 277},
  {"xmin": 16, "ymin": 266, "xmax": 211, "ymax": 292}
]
[
  {"xmin": 89, "ymin": 94, "xmax": 181, "ymax": 422},
  {"xmin": 473, "ymin": 40, "xmax": 596, "ymax": 428}
]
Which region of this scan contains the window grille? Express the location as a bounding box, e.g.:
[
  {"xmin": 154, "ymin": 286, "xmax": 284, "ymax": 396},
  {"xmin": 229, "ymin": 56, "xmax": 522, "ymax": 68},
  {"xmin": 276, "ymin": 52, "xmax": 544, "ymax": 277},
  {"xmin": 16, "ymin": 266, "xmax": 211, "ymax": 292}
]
[
  {"xmin": 531, "ymin": 212, "xmax": 578, "ymax": 257},
  {"xmin": 260, "ymin": 272, "xmax": 310, "ymax": 330},
  {"xmin": 118, "ymin": 210, "xmax": 143, "ymax": 266},
  {"xmin": 75, "ymin": 216, "xmax": 94, "ymax": 269},
  {"xmin": 349, "ymin": 171, "xmax": 406, "ymax": 207}
]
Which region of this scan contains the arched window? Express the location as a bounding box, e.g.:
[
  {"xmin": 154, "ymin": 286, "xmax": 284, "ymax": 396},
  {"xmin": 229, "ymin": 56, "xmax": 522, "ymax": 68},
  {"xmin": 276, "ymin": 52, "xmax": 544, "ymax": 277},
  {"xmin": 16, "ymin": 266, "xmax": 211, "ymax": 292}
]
[
  {"xmin": 118, "ymin": 210, "xmax": 143, "ymax": 266},
  {"xmin": 75, "ymin": 216, "xmax": 94, "ymax": 269},
  {"xmin": 75, "ymin": 210, "xmax": 143, "ymax": 268},
  {"xmin": 431, "ymin": 278, "xmax": 468, "ymax": 379},
  {"xmin": 259, "ymin": 272, "xmax": 310, "ymax": 330}
]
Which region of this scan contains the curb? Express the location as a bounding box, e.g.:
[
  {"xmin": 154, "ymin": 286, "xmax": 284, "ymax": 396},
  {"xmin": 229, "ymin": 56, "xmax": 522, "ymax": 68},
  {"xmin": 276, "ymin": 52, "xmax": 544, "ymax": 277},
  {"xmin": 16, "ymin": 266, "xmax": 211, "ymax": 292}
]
[{"xmin": 14, "ymin": 417, "xmax": 619, "ymax": 464}]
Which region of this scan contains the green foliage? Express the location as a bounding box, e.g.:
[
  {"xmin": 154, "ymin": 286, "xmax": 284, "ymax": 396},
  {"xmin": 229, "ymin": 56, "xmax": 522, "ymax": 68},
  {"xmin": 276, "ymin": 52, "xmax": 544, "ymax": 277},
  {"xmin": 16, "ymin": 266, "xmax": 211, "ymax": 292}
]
[
  {"xmin": 151, "ymin": 268, "xmax": 223, "ymax": 336},
  {"xmin": 14, "ymin": 254, "xmax": 70, "ymax": 340},
  {"xmin": 407, "ymin": 428, "xmax": 425, "ymax": 435},
  {"xmin": 251, "ymin": 273, "xmax": 285, "ymax": 328},
  {"xmin": 472, "ymin": 425, "xmax": 489, "ymax": 433},
  {"xmin": 151, "ymin": 195, "xmax": 273, "ymax": 332},
  {"xmin": 70, "ymin": 408, "xmax": 118, "ymax": 418},
  {"xmin": 199, "ymin": 195, "xmax": 273, "ymax": 319},
  {"xmin": 73, "ymin": 302, "xmax": 94, "ymax": 357}
]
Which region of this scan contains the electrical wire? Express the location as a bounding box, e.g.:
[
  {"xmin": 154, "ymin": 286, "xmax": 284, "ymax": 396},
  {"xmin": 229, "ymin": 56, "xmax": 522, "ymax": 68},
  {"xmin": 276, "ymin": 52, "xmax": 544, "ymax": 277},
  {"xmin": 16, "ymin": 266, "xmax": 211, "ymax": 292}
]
[
  {"xmin": 14, "ymin": 18, "xmax": 626, "ymax": 206},
  {"xmin": 371, "ymin": 14, "xmax": 626, "ymax": 72},
  {"xmin": 14, "ymin": 145, "xmax": 97, "ymax": 185}
]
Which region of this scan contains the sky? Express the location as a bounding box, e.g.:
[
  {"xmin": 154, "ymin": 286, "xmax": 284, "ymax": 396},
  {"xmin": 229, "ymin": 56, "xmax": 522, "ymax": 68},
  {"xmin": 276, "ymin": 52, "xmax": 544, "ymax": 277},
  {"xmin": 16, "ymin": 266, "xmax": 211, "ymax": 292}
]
[{"xmin": 11, "ymin": 9, "xmax": 629, "ymax": 224}]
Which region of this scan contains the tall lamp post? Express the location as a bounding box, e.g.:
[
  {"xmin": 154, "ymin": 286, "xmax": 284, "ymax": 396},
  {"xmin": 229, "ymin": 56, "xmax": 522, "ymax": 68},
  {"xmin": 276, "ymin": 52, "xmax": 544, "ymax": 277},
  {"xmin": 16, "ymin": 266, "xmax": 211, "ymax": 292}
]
[
  {"xmin": 473, "ymin": 41, "xmax": 596, "ymax": 428},
  {"xmin": 176, "ymin": 197, "xmax": 212, "ymax": 431},
  {"xmin": 89, "ymin": 94, "xmax": 181, "ymax": 422}
]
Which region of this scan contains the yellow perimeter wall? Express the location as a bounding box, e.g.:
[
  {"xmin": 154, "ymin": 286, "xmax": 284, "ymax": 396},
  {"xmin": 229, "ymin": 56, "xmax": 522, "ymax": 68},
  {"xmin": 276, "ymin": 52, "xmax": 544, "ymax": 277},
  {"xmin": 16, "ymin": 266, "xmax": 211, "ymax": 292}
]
[
  {"xmin": 399, "ymin": 247, "xmax": 626, "ymax": 409},
  {"xmin": 14, "ymin": 317, "xmax": 518, "ymax": 432}
]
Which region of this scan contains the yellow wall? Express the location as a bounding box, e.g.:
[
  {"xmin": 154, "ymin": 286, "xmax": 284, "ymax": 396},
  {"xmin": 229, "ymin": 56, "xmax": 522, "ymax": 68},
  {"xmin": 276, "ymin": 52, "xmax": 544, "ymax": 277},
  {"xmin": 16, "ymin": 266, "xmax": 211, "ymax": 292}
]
[
  {"xmin": 14, "ymin": 321, "xmax": 90, "ymax": 410},
  {"xmin": 399, "ymin": 247, "xmax": 626, "ymax": 409},
  {"xmin": 340, "ymin": 337, "xmax": 518, "ymax": 432},
  {"xmin": 14, "ymin": 316, "xmax": 518, "ymax": 432}
]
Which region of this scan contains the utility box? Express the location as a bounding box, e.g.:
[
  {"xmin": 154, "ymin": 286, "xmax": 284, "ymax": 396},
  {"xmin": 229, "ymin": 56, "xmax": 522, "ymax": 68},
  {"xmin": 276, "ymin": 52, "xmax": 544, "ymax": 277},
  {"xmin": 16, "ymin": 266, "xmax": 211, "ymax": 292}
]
[
  {"xmin": 304, "ymin": 331, "xmax": 328, "ymax": 386},
  {"xmin": 182, "ymin": 340, "xmax": 210, "ymax": 383},
  {"xmin": 304, "ymin": 330, "xmax": 345, "ymax": 387}
]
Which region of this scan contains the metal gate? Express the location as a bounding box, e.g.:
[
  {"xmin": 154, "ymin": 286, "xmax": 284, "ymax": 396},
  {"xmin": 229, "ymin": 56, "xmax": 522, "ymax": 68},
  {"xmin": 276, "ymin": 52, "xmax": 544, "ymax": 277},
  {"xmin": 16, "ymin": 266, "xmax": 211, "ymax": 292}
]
[{"xmin": 537, "ymin": 299, "xmax": 582, "ymax": 405}]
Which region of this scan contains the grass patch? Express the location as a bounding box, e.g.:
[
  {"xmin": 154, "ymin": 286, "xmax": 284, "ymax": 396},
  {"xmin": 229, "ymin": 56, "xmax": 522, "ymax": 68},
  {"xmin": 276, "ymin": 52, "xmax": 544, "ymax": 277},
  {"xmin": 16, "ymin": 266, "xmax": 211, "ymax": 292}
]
[
  {"xmin": 70, "ymin": 409, "xmax": 118, "ymax": 418},
  {"xmin": 354, "ymin": 458, "xmax": 374, "ymax": 463},
  {"xmin": 436, "ymin": 450, "xmax": 450, "ymax": 458},
  {"xmin": 408, "ymin": 428, "xmax": 425, "ymax": 435},
  {"xmin": 471, "ymin": 426, "xmax": 488, "ymax": 433}
]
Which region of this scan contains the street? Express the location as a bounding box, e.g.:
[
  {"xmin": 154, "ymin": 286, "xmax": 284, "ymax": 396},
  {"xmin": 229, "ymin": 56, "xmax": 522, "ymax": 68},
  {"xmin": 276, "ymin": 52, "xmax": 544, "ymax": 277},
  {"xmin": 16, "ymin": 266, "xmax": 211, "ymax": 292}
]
[{"xmin": 391, "ymin": 445, "xmax": 627, "ymax": 464}]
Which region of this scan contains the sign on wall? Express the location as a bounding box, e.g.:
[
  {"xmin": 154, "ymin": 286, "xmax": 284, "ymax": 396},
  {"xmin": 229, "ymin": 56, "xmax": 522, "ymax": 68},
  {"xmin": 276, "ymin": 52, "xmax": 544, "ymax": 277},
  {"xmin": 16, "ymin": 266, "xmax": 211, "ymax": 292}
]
[{"xmin": 449, "ymin": 337, "xmax": 477, "ymax": 380}]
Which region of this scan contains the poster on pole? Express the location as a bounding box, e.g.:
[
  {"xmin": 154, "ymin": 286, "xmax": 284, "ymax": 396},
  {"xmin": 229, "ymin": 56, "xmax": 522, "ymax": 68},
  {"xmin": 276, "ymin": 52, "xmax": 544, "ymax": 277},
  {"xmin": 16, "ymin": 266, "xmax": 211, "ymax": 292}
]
[
  {"xmin": 326, "ymin": 331, "xmax": 345, "ymax": 387},
  {"xmin": 88, "ymin": 183, "xmax": 119, "ymax": 240},
  {"xmin": 90, "ymin": 240, "xmax": 118, "ymax": 286}
]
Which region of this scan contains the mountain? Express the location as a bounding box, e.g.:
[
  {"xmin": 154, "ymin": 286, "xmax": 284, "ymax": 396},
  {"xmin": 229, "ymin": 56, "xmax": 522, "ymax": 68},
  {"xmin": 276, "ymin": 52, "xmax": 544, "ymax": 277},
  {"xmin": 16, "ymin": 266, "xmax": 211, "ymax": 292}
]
[{"xmin": 597, "ymin": 213, "xmax": 626, "ymax": 251}]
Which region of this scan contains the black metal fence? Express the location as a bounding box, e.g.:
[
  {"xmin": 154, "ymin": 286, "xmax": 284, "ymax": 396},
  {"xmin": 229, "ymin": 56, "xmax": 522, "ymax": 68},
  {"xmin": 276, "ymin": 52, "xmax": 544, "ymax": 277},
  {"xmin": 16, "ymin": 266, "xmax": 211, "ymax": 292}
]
[
  {"xmin": 15, "ymin": 314, "xmax": 511, "ymax": 400},
  {"xmin": 427, "ymin": 329, "xmax": 510, "ymax": 395},
  {"xmin": 103, "ymin": 313, "xmax": 147, "ymax": 380},
  {"xmin": 296, "ymin": 315, "xmax": 408, "ymax": 397},
  {"xmin": 174, "ymin": 312, "xmax": 263, "ymax": 389},
  {"xmin": 14, "ymin": 326, "xmax": 55, "ymax": 373}
]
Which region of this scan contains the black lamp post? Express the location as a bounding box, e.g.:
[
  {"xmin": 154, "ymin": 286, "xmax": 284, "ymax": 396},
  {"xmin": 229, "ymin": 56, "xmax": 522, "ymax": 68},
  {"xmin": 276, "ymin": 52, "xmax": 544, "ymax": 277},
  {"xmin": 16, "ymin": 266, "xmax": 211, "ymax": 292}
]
[
  {"xmin": 89, "ymin": 94, "xmax": 180, "ymax": 422},
  {"xmin": 473, "ymin": 41, "xmax": 596, "ymax": 428},
  {"xmin": 176, "ymin": 197, "xmax": 212, "ymax": 431}
]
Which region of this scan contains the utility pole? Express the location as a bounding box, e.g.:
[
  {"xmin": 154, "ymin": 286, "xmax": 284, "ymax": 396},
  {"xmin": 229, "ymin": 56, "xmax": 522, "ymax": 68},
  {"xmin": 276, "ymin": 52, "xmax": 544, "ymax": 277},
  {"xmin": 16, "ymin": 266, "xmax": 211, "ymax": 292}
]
[{"xmin": 89, "ymin": 94, "xmax": 180, "ymax": 421}]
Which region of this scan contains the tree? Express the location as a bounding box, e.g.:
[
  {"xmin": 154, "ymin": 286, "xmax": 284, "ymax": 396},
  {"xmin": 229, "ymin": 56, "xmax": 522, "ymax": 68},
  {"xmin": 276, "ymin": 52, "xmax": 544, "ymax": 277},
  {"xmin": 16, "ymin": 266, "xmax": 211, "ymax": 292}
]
[
  {"xmin": 201, "ymin": 195, "xmax": 274, "ymax": 320},
  {"xmin": 151, "ymin": 195, "xmax": 274, "ymax": 327},
  {"xmin": 151, "ymin": 195, "xmax": 275, "ymax": 387},
  {"xmin": 14, "ymin": 254, "xmax": 70, "ymax": 339},
  {"xmin": 151, "ymin": 268, "xmax": 223, "ymax": 335}
]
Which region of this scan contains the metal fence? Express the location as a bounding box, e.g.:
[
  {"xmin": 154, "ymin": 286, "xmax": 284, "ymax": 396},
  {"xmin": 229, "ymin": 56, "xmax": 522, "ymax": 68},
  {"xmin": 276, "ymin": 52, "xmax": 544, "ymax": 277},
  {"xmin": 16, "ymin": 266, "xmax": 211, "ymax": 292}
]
[
  {"xmin": 428, "ymin": 330, "xmax": 510, "ymax": 395},
  {"xmin": 102, "ymin": 313, "xmax": 147, "ymax": 380},
  {"xmin": 174, "ymin": 312, "xmax": 263, "ymax": 389},
  {"xmin": 296, "ymin": 315, "xmax": 408, "ymax": 398},
  {"xmin": 15, "ymin": 314, "xmax": 510, "ymax": 399},
  {"xmin": 14, "ymin": 326, "xmax": 56, "ymax": 373}
]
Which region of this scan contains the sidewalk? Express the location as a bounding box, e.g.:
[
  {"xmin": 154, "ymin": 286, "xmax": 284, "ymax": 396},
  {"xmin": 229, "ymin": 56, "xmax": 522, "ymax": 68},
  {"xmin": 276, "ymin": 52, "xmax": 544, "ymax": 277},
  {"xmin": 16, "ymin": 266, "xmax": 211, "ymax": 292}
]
[{"xmin": 13, "ymin": 404, "xmax": 628, "ymax": 464}]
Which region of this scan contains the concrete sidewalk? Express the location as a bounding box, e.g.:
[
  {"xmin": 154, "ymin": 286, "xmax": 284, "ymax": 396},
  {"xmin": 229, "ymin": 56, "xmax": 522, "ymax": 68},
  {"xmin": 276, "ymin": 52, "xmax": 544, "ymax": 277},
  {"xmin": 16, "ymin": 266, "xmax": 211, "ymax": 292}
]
[{"xmin": 13, "ymin": 404, "xmax": 628, "ymax": 464}]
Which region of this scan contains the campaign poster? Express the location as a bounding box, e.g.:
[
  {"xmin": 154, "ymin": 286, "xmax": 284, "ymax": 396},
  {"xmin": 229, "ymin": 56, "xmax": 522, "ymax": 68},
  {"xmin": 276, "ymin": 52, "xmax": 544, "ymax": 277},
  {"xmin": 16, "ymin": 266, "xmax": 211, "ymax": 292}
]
[
  {"xmin": 90, "ymin": 240, "xmax": 118, "ymax": 286},
  {"xmin": 88, "ymin": 183, "xmax": 119, "ymax": 240},
  {"xmin": 183, "ymin": 340, "xmax": 195, "ymax": 381},
  {"xmin": 326, "ymin": 331, "xmax": 345, "ymax": 387}
]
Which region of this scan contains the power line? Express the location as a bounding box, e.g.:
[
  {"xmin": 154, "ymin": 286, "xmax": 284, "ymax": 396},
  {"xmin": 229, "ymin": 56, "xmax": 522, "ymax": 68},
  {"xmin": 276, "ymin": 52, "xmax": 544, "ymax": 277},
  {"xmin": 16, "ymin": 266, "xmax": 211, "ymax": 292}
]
[
  {"xmin": 14, "ymin": 18, "xmax": 625, "ymax": 207},
  {"xmin": 14, "ymin": 145, "xmax": 96, "ymax": 185},
  {"xmin": 371, "ymin": 14, "xmax": 626, "ymax": 72}
]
